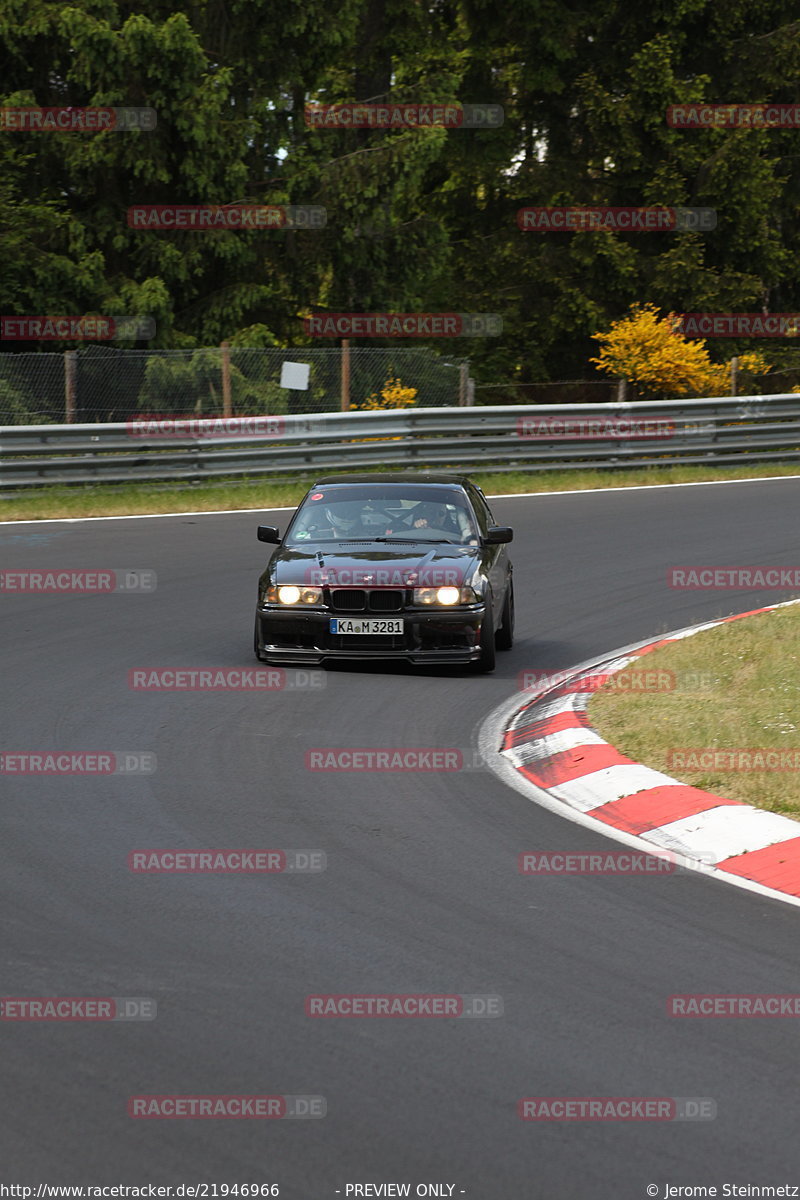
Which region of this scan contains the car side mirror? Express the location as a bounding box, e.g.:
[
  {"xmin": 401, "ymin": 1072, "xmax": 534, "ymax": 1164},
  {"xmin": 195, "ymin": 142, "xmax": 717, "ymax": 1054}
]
[
  {"xmin": 257, "ymin": 525, "xmax": 281, "ymax": 544},
  {"xmin": 484, "ymin": 526, "xmax": 513, "ymax": 545}
]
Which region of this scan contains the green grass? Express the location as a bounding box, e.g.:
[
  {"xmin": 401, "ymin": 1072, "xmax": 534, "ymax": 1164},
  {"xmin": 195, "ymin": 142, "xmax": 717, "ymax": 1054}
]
[
  {"xmin": 588, "ymin": 603, "xmax": 800, "ymax": 821},
  {"xmin": 4, "ymin": 461, "xmax": 800, "ymax": 522}
]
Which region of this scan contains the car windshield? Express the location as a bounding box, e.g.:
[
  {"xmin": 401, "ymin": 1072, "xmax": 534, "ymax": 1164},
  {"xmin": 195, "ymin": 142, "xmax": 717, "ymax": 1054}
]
[{"xmin": 285, "ymin": 485, "xmax": 479, "ymax": 546}]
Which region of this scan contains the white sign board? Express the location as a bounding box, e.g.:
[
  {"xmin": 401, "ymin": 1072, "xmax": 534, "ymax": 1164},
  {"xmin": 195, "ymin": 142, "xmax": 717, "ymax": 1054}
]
[{"xmin": 280, "ymin": 361, "xmax": 311, "ymax": 390}]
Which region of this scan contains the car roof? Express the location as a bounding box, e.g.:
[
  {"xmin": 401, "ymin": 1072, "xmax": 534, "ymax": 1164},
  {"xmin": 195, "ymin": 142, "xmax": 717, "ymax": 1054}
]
[{"xmin": 311, "ymin": 472, "xmax": 474, "ymax": 487}]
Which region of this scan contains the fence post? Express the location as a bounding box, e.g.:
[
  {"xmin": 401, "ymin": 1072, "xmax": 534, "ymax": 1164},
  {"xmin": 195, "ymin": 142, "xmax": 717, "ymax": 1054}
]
[
  {"xmin": 64, "ymin": 351, "xmax": 77, "ymax": 423},
  {"xmin": 341, "ymin": 339, "xmax": 351, "ymax": 410},
  {"xmin": 730, "ymin": 356, "xmax": 739, "ymax": 397},
  {"xmin": 459, "ymin": 362, "xmax": 469, "ymax": 406},
  {"xmin": 221, "ymin": 341, "xmax": 232, "ymax": 416},
  {"xmin": 615, "ymin": 377, "xmax": 627, "ymax": 403}
]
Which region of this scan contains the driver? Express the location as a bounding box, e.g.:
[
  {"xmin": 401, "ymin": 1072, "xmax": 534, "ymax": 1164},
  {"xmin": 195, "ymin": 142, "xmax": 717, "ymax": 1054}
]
[
  {"xmin": 324, "ymin": 505, "xmax": 367, "ymax": 537},
  {"xmin": 409, "ymin": 502, "xmax": 478, "ymax": 543},
  {"xmin": 324, "ymin": 503, "xmax": 395, "ymax": 538},
  {"xmin": 399, "ymin": 501, "xmax": 442, "ymax": 529}
]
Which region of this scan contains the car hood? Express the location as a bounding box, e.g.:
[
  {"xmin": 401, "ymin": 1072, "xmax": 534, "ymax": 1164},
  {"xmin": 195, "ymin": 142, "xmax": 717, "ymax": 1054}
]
[{"xmin": 266, "ymin": 543, "xmax": 480, "ymax": 589}]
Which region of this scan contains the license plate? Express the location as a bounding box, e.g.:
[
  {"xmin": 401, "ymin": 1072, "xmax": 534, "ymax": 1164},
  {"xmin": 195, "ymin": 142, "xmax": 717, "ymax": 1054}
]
[{"xmin": 330, "ymin": 618, "xmax": 404, "ymax": 635}]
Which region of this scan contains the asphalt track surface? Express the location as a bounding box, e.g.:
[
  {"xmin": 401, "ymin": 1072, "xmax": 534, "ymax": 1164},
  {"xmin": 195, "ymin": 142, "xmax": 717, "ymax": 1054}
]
[{"xmin": 3, "ymin": 477, "xmax": 800, "ymax": 1197}]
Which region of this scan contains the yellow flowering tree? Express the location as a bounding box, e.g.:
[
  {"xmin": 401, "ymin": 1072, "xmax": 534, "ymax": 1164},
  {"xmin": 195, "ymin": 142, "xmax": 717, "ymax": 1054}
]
[
  {"xmin": 591, "ymin": 304, "xmax": 770, "ymax": 398},
  {"xmin": 357, "ymin": 377, "xmax": 418, "ymax": 410}
]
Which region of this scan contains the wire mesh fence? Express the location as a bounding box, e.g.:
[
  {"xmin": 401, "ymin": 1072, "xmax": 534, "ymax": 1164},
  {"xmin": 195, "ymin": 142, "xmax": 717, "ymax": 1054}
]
[
  {"xmin": 0, "ymin": 352, "xmax": 67, "ymax": 424},
  {"xmin": 3, "ymin": 347, "xmax": 797, "ymax": 426},
  {"xmin": 0, "ymin": 346, "xmax": 470, "ymax": 425}
]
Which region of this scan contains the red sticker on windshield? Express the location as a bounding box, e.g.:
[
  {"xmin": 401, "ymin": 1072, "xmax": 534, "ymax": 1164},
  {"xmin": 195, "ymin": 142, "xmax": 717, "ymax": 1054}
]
[{"xmin": 310, "ymin": 492, "xmax": 324, "ymax": 500}]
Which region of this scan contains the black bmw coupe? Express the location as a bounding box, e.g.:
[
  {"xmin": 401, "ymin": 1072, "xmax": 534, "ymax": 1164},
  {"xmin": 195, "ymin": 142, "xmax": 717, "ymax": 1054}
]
[{"xmin": 254, "ymin": 473, "xmax": 514, "ymax": 672}]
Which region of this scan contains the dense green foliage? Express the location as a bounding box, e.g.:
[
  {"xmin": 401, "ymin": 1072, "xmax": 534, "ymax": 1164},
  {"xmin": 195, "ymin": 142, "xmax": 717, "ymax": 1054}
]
[{"xmin": 1, "ymin": 0, "xmax": 799, "ymax": 384}]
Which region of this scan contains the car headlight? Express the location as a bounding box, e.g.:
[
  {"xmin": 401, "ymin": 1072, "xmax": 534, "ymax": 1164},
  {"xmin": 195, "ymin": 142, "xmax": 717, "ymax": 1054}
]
[
  {"xmin": 266, "ymin": 585, "xmax": 323, "ymax": 605},
  {"xmin": 412, "ymin": 586, "xmax": 479, "ymax": 606}
]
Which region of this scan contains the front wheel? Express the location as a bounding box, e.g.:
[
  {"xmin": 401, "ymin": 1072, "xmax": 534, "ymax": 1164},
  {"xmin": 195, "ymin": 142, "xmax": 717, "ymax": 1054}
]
[{"xmin": 495, "ymin": 579, "xmax": 514, "ymax": 650}]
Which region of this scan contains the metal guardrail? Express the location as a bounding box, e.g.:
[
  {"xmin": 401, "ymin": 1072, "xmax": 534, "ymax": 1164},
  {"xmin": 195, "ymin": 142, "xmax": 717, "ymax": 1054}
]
[{"xmin": 1, "ymin": 395, "xmax": 799, "ymax": 489}]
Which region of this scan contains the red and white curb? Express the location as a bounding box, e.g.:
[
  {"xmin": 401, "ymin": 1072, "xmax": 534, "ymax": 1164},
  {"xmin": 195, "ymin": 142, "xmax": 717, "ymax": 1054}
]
[{"xmin": 479, "ymin": 599, "xmax": 800, "ymax": 908}]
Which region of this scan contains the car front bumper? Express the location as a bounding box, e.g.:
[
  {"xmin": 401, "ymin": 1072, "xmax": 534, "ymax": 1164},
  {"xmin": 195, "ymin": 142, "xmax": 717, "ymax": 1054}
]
[{"xmin": 255, "ymin": 605, "xmax": 485, "ymax": 665}]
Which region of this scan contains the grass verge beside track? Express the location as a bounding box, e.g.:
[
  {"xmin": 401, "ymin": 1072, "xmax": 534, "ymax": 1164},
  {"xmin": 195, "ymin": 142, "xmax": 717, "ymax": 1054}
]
[
  {"xmin": 5, "ymin": 462, "xmax": 800, "ymax": 521},
  {"xmin": 588, "ymin": 605, "xmax": 800, "ymax": 820}
]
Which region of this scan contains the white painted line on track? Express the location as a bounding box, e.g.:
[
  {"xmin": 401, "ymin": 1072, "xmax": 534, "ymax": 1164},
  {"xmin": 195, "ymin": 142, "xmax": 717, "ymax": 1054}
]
[
  {"xmin": 4, "ymin": 470, "xmax": 800, "ymax": 526},
  {"xmin": 489, "ymin": 473, "xmax": 800, "ymax": 500},
  {"xmin": 0, "ymin": 504, "xmax": 297, "ymax": 526}
]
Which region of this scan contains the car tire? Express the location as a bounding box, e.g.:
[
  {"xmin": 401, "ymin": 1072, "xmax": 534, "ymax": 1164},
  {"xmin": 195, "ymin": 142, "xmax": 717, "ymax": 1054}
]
[
  {"xmin": 472, "ymin": 603, "xmax": 496, "ymax": 673},
  {"xmin": 495, "ymin": 579, "xmax": 514, "ymax": 650}
]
